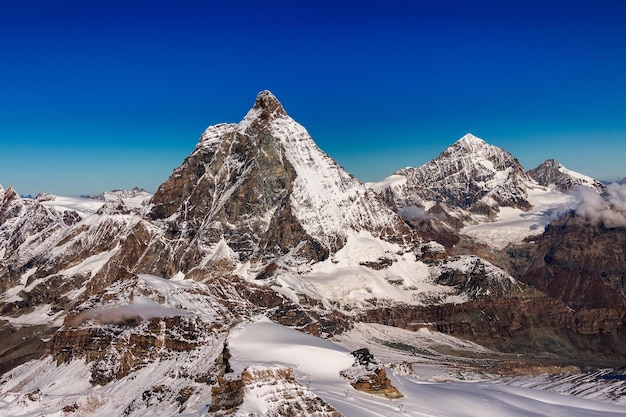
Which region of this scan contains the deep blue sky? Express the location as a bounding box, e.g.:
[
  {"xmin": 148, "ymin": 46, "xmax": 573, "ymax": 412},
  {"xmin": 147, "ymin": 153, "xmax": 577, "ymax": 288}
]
[{"xmin": 2, "ymin": 0, "xmax": 625, "ymax": 196}]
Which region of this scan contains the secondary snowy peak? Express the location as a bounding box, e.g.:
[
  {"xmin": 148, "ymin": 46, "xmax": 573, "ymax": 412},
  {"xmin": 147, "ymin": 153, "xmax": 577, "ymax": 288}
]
[
  {"xmin": 376, "ymin": 133, "xmax": 535, "ymax": 217},
  {"xmin": 527, "ymin": 159, "xmax": 605, "ymax": 193},
  {"xmin": 122, "ymin": 90, "xmax": 411, "ymax": 280}
]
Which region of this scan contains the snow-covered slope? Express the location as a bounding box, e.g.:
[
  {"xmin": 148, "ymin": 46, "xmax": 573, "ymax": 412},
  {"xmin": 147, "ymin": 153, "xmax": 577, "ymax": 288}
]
[
  {"xmin": 461, "ymin": 186, "xmax": 577, "ymax": 248},
  {"xmin": 268, "ymin": 230, "xmax": 524, "ymax": 310},
  {"xmin": 0, "ymin": 187, "xmax": 143, "ymax": 323},
  {"xmin": 83, "ymin": 186, "xmax": 150, "ymax": 200}
]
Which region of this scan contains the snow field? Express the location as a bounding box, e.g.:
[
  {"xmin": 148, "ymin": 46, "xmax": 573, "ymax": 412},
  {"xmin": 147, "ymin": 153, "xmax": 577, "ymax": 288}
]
[{"xmin": 228, "ymin": 318, "xmax": 626, "ymax": 417}]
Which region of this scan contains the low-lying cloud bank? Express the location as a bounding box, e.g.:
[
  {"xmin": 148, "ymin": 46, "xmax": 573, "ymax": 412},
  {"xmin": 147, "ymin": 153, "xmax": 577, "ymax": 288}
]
[
  {"xmin": 570, "ymin": 183, "xmax": 626, "ymax": 228},
  {"xmin": 70, "ymin": 300, "xmax": 188, "ymax": 326},
  {"xmin": 398, "ymin": 205, "xmax": 431, "ymax": 222}
]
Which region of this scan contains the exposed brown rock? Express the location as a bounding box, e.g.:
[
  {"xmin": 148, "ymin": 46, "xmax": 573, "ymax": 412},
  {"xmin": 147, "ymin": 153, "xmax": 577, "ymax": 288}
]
[
  {"xmin": 487, "ymin": 361, "xmax": 580, "ymax": 376},
  {"xmin": 341, "ymin": 349, "xmax": 403, "ymax": 399},
  {"xmin": 358, "ymin": 293, "xmax": 626, "ymax": 365},
  {"xmin": 0, "ymin": 321, "xmax": 56, "ymax": 375},
  {"xmin": 348, "ymin": 367, "xmax": 403, "ymax": 399},
  {"xmin": 48, "ymin": 314, "xmax": 221, "ymax": 385},
  {"xmin": 359, "ymin": 257, "xmax": 394, "ymax": 270},
  {"xmin": 210, "ymin": 376, "xmax": 245, "ymax": 413},
  {"xmin": 521, "ymin": 214, "xmax": 626, "ymax": 311}
]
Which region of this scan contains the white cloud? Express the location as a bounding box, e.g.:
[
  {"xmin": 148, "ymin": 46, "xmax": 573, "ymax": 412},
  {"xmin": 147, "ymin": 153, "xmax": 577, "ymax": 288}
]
[
  {"xmin": 398, "ymin": 205, "xmax": 430, "ymax": 221},
  {"xmin": 570, "ymin": 183, "xmax": 626, "ymax": 228},
  {"xmin": 71, "ymin": 301, "xmax": 188, "ymax": 326}
]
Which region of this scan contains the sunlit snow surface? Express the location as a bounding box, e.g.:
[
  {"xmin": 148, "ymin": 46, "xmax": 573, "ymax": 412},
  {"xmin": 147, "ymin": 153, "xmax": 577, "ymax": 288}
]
[
  {"xmin": 462, "ymin": 187, "xmax": 576, "ymax": 248},
  {"xmin": 229, "ymin": 318, "xmax": 626, "ymax": 417},
  {"xmin": 39, "ymin": 195, "xmax": 106, "ymax": 217}
]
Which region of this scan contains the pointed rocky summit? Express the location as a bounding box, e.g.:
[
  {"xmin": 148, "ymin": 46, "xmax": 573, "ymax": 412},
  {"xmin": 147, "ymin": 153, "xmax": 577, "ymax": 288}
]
[
  {"xmin": 98, "ymin": 90, "xmax": 412, "ymax": 283},
  {"xmin": 252, "ymin": 89, "xmax": 287, "ymax": 117},
  {"xmin": 374, "ymin": 133, "xmax": 534, "ymax": 217}
]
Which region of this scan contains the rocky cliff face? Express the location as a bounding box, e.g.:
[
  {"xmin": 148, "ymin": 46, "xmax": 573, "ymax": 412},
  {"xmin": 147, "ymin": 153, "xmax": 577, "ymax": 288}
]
[
  {"xmin": 527, "ymin": 159, "xmax": 605, "ymax": 193},
  {"xmin": 521, "ymin": 214, "xmax": 626, "ymax": 311}
]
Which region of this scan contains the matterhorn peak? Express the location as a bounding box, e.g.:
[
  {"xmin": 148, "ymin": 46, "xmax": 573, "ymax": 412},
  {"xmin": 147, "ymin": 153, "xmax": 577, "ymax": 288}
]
[
  {"xmin": 147, "ymin": 90, "xmax": 411, "ymax": 277},
  {"xmin": 244, "ymin": 90, "xmax": 287, "ymax": 122}
]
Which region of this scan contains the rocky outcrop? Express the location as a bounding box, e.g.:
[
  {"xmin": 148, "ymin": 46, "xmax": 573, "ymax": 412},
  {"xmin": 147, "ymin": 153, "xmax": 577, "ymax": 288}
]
[
  {"xmin": 432, "ymin": 255, "xmax": 526, "ymax": 299},
  {"xmin": 49, "ymin": 314, "xmax": 224, "ymax": 385},
  {"xmin": 341, "ymin": 348, "xmax": 402, "ymax": 399},
  {"xmin": 211, "ymin": 367, "xmax": 343, "ymax": 416}
]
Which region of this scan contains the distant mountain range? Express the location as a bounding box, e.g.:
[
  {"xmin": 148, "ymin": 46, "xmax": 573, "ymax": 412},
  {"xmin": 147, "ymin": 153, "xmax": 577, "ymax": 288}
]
[{"xmin": 1, "ymin": 92, "xmax": 625, "ymax": 416}]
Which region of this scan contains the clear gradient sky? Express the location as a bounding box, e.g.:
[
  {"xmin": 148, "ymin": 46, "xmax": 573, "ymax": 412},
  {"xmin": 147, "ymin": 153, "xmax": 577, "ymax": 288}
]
[{"xmin": 2, "ymin": 0, "xmax": 625, "ymax": 196}]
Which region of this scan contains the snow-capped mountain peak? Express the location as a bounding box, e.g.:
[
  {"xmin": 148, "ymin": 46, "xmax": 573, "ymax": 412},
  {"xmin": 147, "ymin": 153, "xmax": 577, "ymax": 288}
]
[
  {"xmin": 454, "ymin": 132, "xmax": 487, "ymax": 149},
  {"xmin": 236, "ymin": 90, "xmax": 288, "ymax": 133},
  {"xmin": 373, "ymin": 133, "xmax": 535, "ymax": 217},
  {"xmin": 127, "ymin": 90, "xmax": 412, "ymax": 280},
  {"xmin": 440, "ymin": 133, "xmax": 515, "ymax": 167},
  {"xmin": 527, "ymin": 158, "xmax": 605, "ymax": 193}
]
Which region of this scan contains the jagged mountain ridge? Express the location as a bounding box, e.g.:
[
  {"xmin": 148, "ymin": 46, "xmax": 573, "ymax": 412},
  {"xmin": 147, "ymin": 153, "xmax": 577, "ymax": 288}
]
[
  {"xmin": 100, "ymin": 90, "xmax": 412, "ymax": 284},
  {"xmin": 374, "ymin": 133, "xmax": 536, "ymax": 218},
  {"xmin": 527, "ymin": 158, "xmax": 606, "ymax": 193}
]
